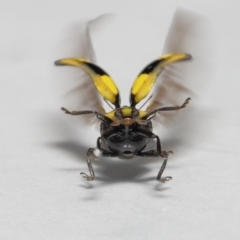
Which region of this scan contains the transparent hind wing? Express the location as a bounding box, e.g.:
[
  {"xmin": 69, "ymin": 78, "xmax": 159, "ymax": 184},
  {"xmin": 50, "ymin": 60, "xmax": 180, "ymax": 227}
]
[{"xmin": 147, "ymin": 8, "xmax": 210, "ymax": 120}]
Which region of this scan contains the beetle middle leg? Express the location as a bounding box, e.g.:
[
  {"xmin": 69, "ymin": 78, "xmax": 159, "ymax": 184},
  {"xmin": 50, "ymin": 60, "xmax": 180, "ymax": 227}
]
[
  {"xmin": 80, "ymin": 138, "xmax": 104, "ymax": 181},
  {"xmin": 157, "ymin": 151, "xmax": 173, "ymax": 183},
  {"xmin": 137, "ymin": 134, "xmax": 173, "ymax": 183},
  {"xmin": 80, "ymin": 137, "xmax": 117, "ymax": 181},
  {"xmin": 80, "ymin": 148, "xmax": 99, "ymax": 181},
  {"xmin": 153, "ymin": 135, "xmax": 173, "ymax": 183}
]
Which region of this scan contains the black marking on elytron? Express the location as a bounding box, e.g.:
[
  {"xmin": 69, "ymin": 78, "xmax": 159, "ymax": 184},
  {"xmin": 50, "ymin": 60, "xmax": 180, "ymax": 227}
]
[
  {"xmin": 130, "ymin": 93, "xmax": 137, "ymax": 107},
  {"xmin": 84, "ymin": 62, "xmax": 109, "ymax": 76},
  {"xmin": 139, "ymin": 59, "xmax": 162, "ymax": 75},
  {"xmin": 84, "ymin": 61, "xmax": 121, "ymax": 108},
  {"xmin": 115, "ymin": 93, "xmax": 120, "ymax": 108},
  {"xmin": 130, "ymin": 59, "xmax": 164, "ymax": 107}
]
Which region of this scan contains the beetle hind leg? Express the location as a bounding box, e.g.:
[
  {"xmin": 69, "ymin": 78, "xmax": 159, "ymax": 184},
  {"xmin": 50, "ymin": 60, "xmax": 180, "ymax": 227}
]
[
  {"xmin": 80, "ymin": 148, "xmax": 101, "ymax": 181},
  {"xmin": 157, "ymin": 151, "xmax": 173, "ymax": 183}
]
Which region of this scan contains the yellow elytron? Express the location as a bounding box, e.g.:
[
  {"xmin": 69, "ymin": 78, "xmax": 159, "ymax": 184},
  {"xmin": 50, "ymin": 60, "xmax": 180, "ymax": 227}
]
[{"xmin": 55, "ymin": 53, "xmax": 192, "ymax": 182}]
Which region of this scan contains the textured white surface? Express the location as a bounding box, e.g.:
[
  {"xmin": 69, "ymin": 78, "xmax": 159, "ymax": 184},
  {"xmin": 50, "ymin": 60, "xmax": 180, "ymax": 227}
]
[{"xmin": 1, "ymin": 1, "xmax": 240, "ymax": 240}]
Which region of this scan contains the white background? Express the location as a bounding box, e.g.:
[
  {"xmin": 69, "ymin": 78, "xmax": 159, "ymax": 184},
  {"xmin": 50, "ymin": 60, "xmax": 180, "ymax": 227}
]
[{"xmin": 1, "ymin": 0, "xmax": 240, "ymax": 239}]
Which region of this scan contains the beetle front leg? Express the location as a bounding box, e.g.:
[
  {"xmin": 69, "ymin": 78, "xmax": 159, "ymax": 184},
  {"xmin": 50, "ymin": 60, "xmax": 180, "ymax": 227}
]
[
  {"xmin": 61, "ymin": 107, "xmax": 95, "ymax": 115},
  {"xmin": 80, "ymin": 148, "xmax": 101, "ymax": 181},
  {"xmin": 154, "ymin": 97, "xmax": 191, "ymax": 112},
  {"xmin": 144, "ymin": 98, "xmax": 191, "ymax": 122}
]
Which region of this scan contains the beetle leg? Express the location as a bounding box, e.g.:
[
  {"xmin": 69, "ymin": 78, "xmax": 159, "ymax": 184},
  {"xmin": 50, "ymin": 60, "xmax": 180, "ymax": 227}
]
[
  {"xmin": 155, "ymin": 97, "xmax": 191, "ymax": 112},
  {"xmin": 154, "ymin": 134, "xmax": 161, "ymax": 153},
  {"xmin": 97, "ymin": 137, "xmax": 102, "ymax": 149},
  {"xmin": 144, "ymin": 97, "xmax": 191, "ymax": 122},
  {"xmin": 80, "ymin": 148, "xmax": 100, "ymax": 181},
  {"xmin": 61, "ymin": 107, "xmax": 112, "ymax": 126},
  {"xmin": 157, "ymin": 151, "xmax": 173, "ymax": 183},
  {"xmin": 61, "ymin": 107, "xmax": 95, "ymax": 115},
  {"xmin": 153, "ymin": 135, "xmax": 173, "ymax": 183}
]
